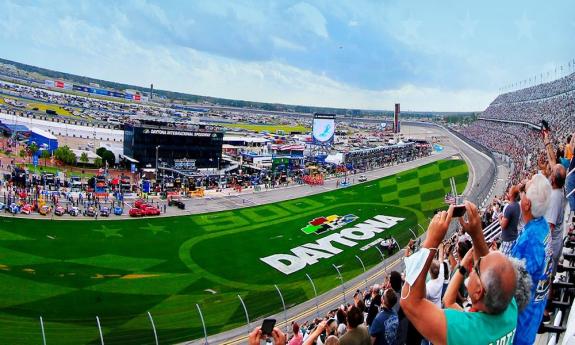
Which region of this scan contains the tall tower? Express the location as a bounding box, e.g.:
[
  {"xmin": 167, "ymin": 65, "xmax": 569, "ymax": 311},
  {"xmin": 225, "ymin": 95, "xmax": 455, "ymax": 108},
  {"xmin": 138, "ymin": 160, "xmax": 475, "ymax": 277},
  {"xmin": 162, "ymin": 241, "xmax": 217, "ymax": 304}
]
[{"xmin": 150, "ymin": 84, "xmax": 154, "ymax": 100}]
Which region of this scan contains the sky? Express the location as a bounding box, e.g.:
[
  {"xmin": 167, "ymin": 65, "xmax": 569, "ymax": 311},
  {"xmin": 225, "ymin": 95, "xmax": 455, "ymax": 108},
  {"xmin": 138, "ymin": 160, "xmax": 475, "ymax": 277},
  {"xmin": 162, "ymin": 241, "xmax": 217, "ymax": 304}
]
[{"xmin": 0, "ymin": 0, "xmax": 574, "ymax": 112}]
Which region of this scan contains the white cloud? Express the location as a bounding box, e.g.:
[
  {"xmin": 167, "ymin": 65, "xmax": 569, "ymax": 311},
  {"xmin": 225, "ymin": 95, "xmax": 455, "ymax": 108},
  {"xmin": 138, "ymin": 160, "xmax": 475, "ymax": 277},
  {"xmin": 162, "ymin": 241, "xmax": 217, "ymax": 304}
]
[{"xmin": 286, "ymin": 2, "xmax": 329, "ymax": 39}]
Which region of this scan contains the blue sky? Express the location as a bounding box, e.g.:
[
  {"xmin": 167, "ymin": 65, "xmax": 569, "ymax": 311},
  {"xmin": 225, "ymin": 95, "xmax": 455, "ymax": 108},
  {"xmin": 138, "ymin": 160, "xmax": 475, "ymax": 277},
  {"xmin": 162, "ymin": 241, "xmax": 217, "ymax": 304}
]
[{"xmin": 0, "ymin": 0, "xmax": 574, "ymax": 111}]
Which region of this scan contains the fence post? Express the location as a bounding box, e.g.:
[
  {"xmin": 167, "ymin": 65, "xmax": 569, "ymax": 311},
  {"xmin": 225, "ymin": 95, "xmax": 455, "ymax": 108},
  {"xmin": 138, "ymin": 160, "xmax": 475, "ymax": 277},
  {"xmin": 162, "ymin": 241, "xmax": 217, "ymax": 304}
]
[
  {"xmin": 237, "ymin": 294, "xmax": 250, "ymax": 335},
  {"xmin": 196, "ymin": 304, "xmax": 209, "ymax": 345},
  {"xmin": 96, "ymin": 316, "xmax": 104, "ymax": 345},
  {"xmin": 354, "ymin": 255, "xmax": 368, "ymax": 292},
  {"xmin": 332, "ymin": 264, "xmax": 346, "ymax": 305},
  {"xmin": 305, "ymin": 273, "xmax": 320, "ymax": 319},
  {"xmin": 147, "ymin": 311, "xmax": 159, "ymax": 345},
  {"xmin": 40, "ymin": 316, "xmax": 46, "ymax": 345},
  {"xmin": 274, "ymin": 284, "xmax": 289, "ymax": 334}
]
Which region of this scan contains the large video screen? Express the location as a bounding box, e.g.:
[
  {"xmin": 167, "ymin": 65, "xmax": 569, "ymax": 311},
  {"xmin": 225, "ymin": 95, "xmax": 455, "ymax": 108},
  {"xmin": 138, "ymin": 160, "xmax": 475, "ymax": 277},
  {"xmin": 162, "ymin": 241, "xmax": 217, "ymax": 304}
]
[{"xmin": 312, "ymin": 116, "xmax": 335, "ymax": 144}]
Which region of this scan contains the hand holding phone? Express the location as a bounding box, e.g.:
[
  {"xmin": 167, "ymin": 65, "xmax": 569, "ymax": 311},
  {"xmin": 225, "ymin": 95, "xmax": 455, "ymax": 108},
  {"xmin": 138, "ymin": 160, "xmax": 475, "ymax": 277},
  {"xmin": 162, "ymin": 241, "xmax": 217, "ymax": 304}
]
[{"xmin": 261, "ymin": 319, "xmax": 276, "ymax": 336}]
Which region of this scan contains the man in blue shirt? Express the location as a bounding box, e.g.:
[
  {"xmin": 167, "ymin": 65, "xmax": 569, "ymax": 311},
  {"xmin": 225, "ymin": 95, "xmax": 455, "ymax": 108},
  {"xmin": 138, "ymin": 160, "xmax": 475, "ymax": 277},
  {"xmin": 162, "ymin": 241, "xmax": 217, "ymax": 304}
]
[
  {"xmin": 511, "ymin": 174, "xmax": 553, "ymax": 345},
  {"xmin": 370, "ymin": 288, "xmax": 399, "ymax": 345}
]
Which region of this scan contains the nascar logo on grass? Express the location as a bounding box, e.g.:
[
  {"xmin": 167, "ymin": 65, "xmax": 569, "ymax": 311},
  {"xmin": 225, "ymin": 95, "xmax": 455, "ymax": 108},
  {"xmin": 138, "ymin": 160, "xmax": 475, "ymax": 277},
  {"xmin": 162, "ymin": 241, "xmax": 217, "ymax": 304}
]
[
  {"xmin": 301, "ymin": 214, "xmax": 359, "ymax": 235},
  {"xmin": 262, "ymin": 214, "xmax": 405, "ymax": 275}
]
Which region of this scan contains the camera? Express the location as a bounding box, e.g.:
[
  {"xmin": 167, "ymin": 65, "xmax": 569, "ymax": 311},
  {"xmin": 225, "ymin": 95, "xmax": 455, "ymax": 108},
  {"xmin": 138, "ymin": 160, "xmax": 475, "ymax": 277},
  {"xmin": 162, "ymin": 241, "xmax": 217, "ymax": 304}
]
[{"xmin": 452, "ymin": 196, "xmax": 466, "ymax": 218}]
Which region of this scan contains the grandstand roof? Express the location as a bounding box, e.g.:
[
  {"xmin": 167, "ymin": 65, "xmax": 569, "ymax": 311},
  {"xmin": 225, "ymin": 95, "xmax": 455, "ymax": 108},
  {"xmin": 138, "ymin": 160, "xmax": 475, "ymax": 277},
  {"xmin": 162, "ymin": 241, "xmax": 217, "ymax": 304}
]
[
  {"xmin": 0, "ymin": 122, "xmax": 29, "ymax": 133},
  {"xmin": 30, "ymin": 127, "xmax": 57, "ymax": 140}
]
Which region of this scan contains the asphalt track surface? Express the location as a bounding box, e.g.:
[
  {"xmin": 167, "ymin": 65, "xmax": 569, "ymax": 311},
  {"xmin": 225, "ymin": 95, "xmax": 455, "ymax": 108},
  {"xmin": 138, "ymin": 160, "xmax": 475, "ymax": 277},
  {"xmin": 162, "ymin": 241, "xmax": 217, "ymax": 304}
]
[{"xmin": 179, "ymin": 123, "xmax": 504, "ymax": 345}]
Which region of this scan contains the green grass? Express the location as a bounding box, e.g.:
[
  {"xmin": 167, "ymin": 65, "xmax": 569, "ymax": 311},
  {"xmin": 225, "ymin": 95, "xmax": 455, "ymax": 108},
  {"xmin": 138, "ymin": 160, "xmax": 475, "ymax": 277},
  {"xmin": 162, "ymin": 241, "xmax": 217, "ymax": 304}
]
[
  {"xmin": 225, "ymin": 123, "xmax": 309, "ymax": 133},
  {"xmin": 24, "ymin": 164, "xmax": 96, "ymax": 179},
  {"xmin": 0, "ymin": 159, "xmax": 467, "ymax": 345}
]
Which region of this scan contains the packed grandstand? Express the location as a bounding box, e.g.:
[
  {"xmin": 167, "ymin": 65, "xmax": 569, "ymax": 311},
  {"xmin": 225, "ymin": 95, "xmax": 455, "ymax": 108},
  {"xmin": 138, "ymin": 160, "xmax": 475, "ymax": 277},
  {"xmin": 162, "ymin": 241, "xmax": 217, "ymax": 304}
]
[{"xmin": 0, "ymin": 59, "xmax": 574, "ymax": 345}]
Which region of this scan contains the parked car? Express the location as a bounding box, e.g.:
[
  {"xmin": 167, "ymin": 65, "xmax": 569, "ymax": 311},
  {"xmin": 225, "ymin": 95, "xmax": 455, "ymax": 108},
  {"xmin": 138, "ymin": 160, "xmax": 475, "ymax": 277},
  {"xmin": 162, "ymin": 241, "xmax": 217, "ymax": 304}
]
[
  {"xmin": 84, "ymin": 207, "xmax": 96, "ymax": 217},
  {"xmin": 39, "ymin": 205, "xmax": 51, "ymax": 216},
  {"xmin": 54, "ymin": 206, "xmax": 65, "ymax": 216},
  {"xmin": 113, "ymin": 206, "xmax": 124, "ymax": 216},
  {"xmin": 170, "ymin": 199, "xmax": 186, "ymax": 209},
  {"xmin": 358, "ymin": 174, "xmax": 368, "ymax": 182},
  {"xmin": 129, "ymin": 208, "xmax": 143, "ymax": 217},
  {"xmin": 100, "ymin": 207, "xmax": 110, "ymax": 217},
  {"xmin": 20, "ymin": 204, "xmax": 32, "ymax": 215},
  {"xmin": 142, "ymin": 206, "xmax": 161, "ymax": 216},
  {"xmin": 9, "ymin": 203, "xmax": 20, "ymax": 214},
  {"xmin": 68, "ymin": 206, "xmax": 80, "ymax": 216}
]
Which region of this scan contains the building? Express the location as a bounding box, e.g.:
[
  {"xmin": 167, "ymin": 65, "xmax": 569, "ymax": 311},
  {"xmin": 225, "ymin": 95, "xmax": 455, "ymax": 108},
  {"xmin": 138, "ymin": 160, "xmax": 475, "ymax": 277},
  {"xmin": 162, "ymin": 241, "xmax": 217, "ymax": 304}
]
[
  {"xmin": 29, "ymin": 127, "xmax": 58, "ymax": 153},
  {"xmin": 123, "ymin": 123, "xmax": 224, "ymax": 169}
]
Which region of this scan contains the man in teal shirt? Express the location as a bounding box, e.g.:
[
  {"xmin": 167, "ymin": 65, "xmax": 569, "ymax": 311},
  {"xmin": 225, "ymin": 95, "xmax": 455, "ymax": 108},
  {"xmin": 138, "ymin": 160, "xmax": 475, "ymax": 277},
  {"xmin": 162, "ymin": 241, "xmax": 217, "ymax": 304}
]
[{"xmin": 400, "ymin": 202, "xmax": 518, "ymax": 345}]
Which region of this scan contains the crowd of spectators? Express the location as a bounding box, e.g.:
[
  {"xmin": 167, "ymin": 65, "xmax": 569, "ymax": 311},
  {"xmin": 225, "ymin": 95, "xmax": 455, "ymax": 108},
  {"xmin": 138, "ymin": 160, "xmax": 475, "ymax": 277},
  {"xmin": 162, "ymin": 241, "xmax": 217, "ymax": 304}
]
[{"xmin": 491, "ymin": 73, "xmax": 575, "ymax": 105}]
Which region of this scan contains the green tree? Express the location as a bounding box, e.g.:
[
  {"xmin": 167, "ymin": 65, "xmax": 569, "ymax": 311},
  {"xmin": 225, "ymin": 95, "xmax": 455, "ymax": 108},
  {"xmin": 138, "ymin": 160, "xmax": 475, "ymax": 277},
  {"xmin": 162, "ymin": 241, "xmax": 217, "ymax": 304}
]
[
  {"xmin": 79, "ymin": 152, "xmax": 89, "ymax": 165},
  {"xmin": 19, "ymin": 148, "xmax": 27, "ymax": 159},
  {"xmin": 93, "ymin": 157, "xmax": 103, "ymax": 168},
  {"xmin": 96, "ymin": 147, "xmax": 107, "ymax": 157},
  {"xmin": 28, "ymin": 142, "xmax": 39, "ymax": 163},
  {"xmin": 102, "ymin": 150, "xmax": 115, "ymax": 167},
  {"xmin": 40, "ymin": 150, "xmax": 51, "ymax": 167}
]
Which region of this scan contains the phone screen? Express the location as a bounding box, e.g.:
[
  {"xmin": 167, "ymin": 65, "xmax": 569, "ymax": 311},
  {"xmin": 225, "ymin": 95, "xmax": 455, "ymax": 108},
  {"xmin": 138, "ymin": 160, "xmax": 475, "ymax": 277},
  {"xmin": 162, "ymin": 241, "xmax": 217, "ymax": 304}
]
[{"xmin": 261, "ymin": 319, "xmax": 276, "ymax": 336}]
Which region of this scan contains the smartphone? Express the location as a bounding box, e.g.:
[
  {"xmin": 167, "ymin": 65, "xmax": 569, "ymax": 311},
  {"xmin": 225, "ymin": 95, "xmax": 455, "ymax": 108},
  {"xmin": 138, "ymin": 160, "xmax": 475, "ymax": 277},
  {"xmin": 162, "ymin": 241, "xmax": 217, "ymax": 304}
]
[
  {"xmin": 452, "ymin": 196, "xmax": 466, "ymax": 217},
  {"xmin": 261, "ymin": 319, "xmax": 276, "ymax": 336}
]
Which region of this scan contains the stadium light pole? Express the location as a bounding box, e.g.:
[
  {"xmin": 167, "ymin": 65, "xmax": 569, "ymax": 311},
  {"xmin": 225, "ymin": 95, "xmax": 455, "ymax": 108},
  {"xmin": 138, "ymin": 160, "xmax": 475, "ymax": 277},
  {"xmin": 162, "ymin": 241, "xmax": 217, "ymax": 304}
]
[
  {"xmin": 155, "ymin": 145, "xmax": 160, "ymax": 184},
  {"xmin": 237, "ymin": 294, "xmax": 250, "ymax": 336},
  {"xmin": 147, "ymin": 312, "xmax": 159, "ymax": 345},
  {"xmin": 39, "ymin": 316, "xmax": 46, "ymax": 345},
  {"xmin": 305, "ymin": 273, "xmax": 320, "ymax": 319},
  {"xmin": 274, "ymin": 284, "xmax": 289, "ymax": 334},
  {"xmin": 354, "ymin": 255, "xmax": 368, "ymax": 292},
  {"xmin": 96, "ymin": 316, "xmax": 105, "ymax": 345},
  {"xmin": 196, "ymin": 304, "xmax": 209, "ymax": 345},
  {"xmin": 332, "ymin": 264, "xmax": 346, "ymax": 305}
]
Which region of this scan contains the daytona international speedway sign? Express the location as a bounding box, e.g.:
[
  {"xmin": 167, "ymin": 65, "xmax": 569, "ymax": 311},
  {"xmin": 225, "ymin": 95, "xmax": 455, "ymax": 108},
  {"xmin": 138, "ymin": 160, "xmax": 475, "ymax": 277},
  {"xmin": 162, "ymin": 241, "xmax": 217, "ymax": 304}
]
[{"xmin": 261, "ymin": 214, "xmax": 405, "ymax": 275}]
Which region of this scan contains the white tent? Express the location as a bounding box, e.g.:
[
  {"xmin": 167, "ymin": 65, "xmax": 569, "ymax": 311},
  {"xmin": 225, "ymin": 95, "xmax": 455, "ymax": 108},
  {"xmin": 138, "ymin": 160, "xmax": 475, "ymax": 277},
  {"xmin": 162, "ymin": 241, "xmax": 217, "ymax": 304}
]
[{"xmin": 325, "ymin": 152, "xmax": 344, "ymax": 165}]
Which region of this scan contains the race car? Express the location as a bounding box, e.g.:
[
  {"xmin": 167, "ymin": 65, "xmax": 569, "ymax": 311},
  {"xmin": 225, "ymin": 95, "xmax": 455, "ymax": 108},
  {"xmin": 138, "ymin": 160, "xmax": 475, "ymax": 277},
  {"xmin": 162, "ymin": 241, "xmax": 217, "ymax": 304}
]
[
  {"xmin": 54, "ymin": 206, "xmax": 66, "ymax": 216},
  {"xmin": 84, "ymin": 207, "xmax": 96, "ymax": 217},
  {"xmin": 142, "ymin": 206, "xmax": 161, "ymax": 216},
  {"xmin": 20, "ymin": 204, "xmax": 32, "ymax": 215},
  {"xmin": 39, "ymin": 205, "xmax": 51, "ymax": 216},
  {"xmin": 8, "ymin": 203, "xmax": 20, "ymax": 214},
  {"xmin": 134, "ymin": 199, "xmax": 147, "ymax": 209},
  {"xmin": 0, "ymin": 202, "xmax": 5, "ymax": 211},
  {"xmin": 358, "ymin": 174, "xmax": 368, "ymax": 182},
  {"xmin": 129, "ymin": 208, "xmax": 143, "ymax": 217},
  {"xmin": 99, "ymin": 207, "xmax": 110, "ymax": 217},
  {"xmin": 68, "ymin": 206, "xmax": 80, "ymax": 216},
  {"xmin": 113, "ymin": 206, "xmax": 124, "ymax": 216}
]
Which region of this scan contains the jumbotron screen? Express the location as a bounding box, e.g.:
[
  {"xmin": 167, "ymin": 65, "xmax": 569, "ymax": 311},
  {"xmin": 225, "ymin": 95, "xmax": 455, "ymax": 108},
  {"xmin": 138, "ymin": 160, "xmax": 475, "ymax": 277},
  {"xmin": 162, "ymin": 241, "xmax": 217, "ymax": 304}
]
[{"xmin": 312, "ymin": 113, "xmax": 336, "ymax": 144}]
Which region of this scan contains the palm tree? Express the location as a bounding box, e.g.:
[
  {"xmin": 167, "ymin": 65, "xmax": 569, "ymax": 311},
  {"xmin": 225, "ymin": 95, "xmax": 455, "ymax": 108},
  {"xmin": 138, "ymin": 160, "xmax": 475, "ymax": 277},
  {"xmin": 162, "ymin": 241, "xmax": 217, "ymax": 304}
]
[
  {"xmin": 79, "ymin": 152, "xmax": 89, "ymax": 166},
  {"xmin": 40, "ymin": 150, "xmax": 51, "ymax": 167}
]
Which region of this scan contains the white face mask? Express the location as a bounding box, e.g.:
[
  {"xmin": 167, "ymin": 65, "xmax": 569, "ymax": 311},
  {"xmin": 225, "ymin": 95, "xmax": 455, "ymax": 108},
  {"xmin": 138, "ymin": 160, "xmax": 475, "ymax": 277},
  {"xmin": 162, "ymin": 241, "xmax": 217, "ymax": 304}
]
[{"xmin": 401, "ymin": 248, "xmax": 431, "ymax": 299}]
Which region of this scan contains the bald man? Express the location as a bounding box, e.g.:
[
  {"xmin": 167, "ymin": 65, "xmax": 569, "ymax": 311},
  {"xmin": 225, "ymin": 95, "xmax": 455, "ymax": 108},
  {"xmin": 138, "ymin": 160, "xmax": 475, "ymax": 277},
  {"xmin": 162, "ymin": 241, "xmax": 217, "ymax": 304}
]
[{"xmin": 400, "ymin": 203, "xmax": 518, "ymax": 345}]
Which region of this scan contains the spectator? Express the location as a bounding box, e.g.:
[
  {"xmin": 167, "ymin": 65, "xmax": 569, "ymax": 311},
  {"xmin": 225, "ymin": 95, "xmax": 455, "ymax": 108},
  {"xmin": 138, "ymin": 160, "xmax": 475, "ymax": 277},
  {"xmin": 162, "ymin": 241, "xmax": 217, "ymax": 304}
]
[
  {"xmin": 401, "ymin": 204, "xmax": 519, "ymax": 345},
  {"xmin": 249, "ymin": 326, "xmax": 287, "ymax": 345},
  {"xmin": 499, "ymin": 186, "xmax": 521, "ymax": 256},
  {"xmin": 369, "ymin": 288, "xmax": 399, "ymax": 345},
  {"xmin": 289, "ymin": 322, "xmax": 303, "ymax": 345},
  {"xmin": 336, "ymin": 307, "xmax": 347, "ymax": 336},
  {"xmin": 339, "ymin": 305, "xmax": 370, "ymax": 345},
  {"xmin": 365, "ymin": 284, "xmax": 382, "ymax": 327},
  {"xmin": 425, "ymin": 258, "xmax": 444, "ymax": 308},
  {"xmin": 511, "ymin": 173, "xmax": 553, "ymax": 345}
]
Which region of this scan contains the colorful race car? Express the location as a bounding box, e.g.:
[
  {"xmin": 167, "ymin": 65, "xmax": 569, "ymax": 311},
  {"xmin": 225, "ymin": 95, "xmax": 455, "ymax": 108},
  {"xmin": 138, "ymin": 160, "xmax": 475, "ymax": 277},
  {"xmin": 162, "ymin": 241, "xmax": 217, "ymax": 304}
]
[
  {"xmin": 54, "ymin": 206, "xmax": 66, "ymax": 216},
  {"xmin": 39, "ymin": 205, "xmax": 51, "ymax": 216},
  {"xmin": 143, "ymin": 206, "xmax": 161, "ymax": 216},
  {"xmin": 129, "ymin": 208, "xmax": 143, "ymax": 217},
  {"xmin": 100, "ymin": 207, "xmax": 110, "ymax": 217},
  {"xmin": 84, "ymin": 207, "xmax": 96, "ymax": 217},
  {"xmin": 68, "ymin": 207, "xmax": 80, "ymax": 216},
  {"xmin": 20, "ymin": 204, "xmax": 32, "ymax": 215},
  {"xmin": 113, "ymin": 206, "xmax": 124, "ymax": 216}
]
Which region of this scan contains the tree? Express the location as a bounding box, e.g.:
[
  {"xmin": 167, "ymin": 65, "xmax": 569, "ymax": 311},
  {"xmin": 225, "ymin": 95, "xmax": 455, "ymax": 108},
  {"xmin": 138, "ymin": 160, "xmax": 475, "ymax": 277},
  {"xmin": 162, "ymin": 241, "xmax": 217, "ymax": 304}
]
[
  {"xmin": 54, "ymin": 145, "xmax": 77, "ymax": 166},
  {"xmin": 96, "ymin": 147, "xmax": 107, "ymax": 157},
  {"xmin": 93, "ymin": 157, "xmax": 103, "ymax": 168},
  {"xmin": 28, "ymin": 142, "xmax": 39, "ymax": 163},
  {"xmin": 19, "ymin": 148, "xmax": 27, "ymax": 159},
  {"xmin": 79, "ymin": 152, "xmax": 89, "ymax": 165},
  {"xmin": 40, "ymin": 150, "xmax": 51, "ymax": 167},
  {"xmin": 102, "ymin": 150, "xmax": 115, "ymax": 167}
]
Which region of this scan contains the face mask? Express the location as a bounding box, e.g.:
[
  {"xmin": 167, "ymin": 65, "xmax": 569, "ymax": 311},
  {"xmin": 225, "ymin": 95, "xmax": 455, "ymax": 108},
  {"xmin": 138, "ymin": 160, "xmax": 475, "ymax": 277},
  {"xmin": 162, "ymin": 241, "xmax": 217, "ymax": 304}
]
[{"xmin": 401, "ymin": 248, "xmax": 431, "ymax": 299}]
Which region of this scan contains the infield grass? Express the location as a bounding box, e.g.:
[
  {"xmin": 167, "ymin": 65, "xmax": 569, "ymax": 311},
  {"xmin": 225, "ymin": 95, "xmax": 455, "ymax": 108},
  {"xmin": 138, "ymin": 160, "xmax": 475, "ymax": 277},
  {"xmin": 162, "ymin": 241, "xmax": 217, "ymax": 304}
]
[{"xmin": 0, "ymin": 159, "xmax": 467, "ymax": 345}]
